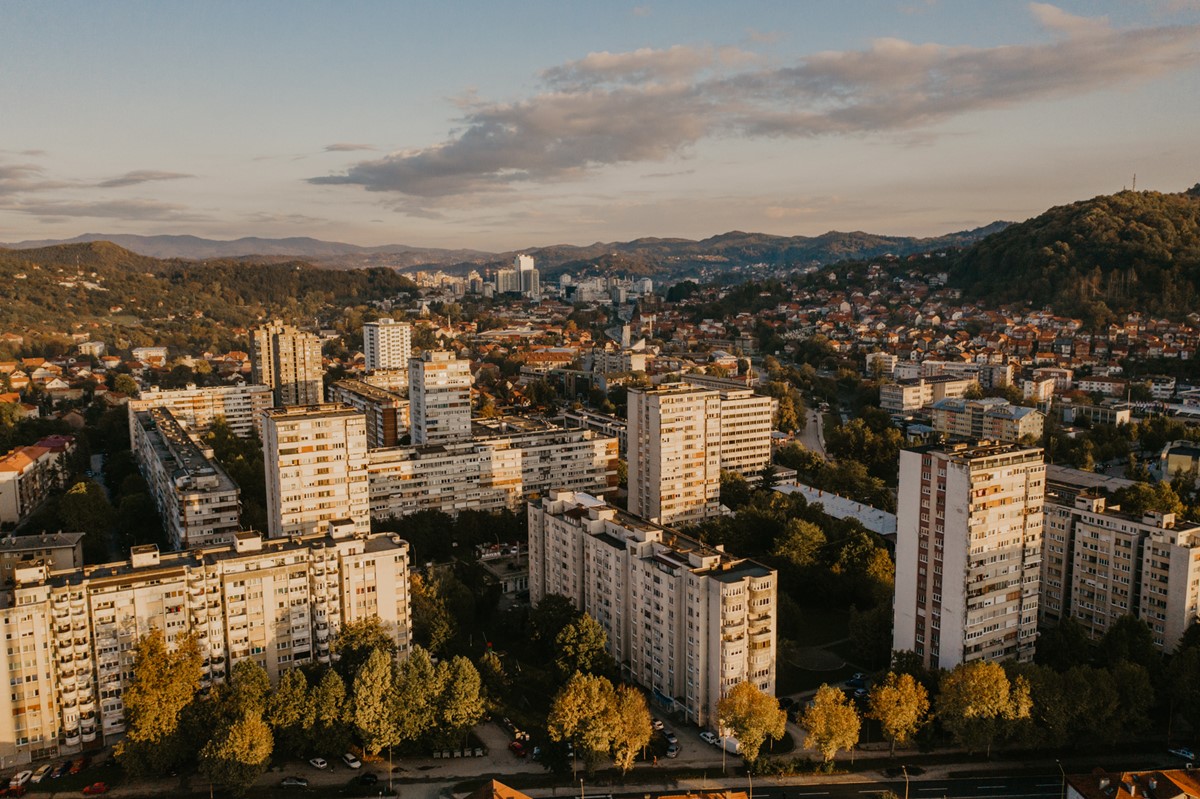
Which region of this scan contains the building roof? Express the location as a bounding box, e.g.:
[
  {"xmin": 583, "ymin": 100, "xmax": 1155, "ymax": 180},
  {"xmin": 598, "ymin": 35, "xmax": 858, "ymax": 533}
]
[
  {"xmin": 464, "ymin": 780, "xmax": 532, "ymax": 799},
  {"xmin": 1069, "ymin": 768, "xmax": 1200, "ymax": 799}
]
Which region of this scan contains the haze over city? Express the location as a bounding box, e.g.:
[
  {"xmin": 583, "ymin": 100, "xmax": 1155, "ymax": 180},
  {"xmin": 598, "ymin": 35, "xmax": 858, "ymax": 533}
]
[{"xmin": 3, "ymin": 0, "xmax": 1199, "ymax": 250}]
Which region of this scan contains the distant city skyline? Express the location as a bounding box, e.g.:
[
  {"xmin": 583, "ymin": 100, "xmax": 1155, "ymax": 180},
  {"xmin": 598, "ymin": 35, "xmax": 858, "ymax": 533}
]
[{"xmin": 2, "ymin": 1, "xmax": 1198, "ymax": 250}]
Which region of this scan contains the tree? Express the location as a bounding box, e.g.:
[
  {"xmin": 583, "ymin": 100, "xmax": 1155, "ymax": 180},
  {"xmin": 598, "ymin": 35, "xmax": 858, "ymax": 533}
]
[
  {"xmin": 113, "ymin": 373, "xmax": 139, "ymax": 395},
  {"xmin": 393, "ymin": 646, "xmax": 441, "ymax": 745},
  {"xmin": 116, "ymin": 630, "xmax": 203, "ymax": 776},
  {"xmin": 718, "ymin": 680, "xmax": 788, "ymax": 765},
  {"xmin": 266, "ymin": 668, "xmax": 312, "ymax": 757},
  {"xmin": 411, "ymin": 573, "xmax": 456, "ymax": 654},
  {"xmin": 547, "ymin": 672, "xmax": 619, "ymax": 773},
  {"xmin": 555, "ymin": 614, "xmax": 613, "ymax": 678},
  {"xmin": 309, "ymin": 668, "xmax": 351, "ymax": 755},
  {"xmin": 868, "ymin": 672, "xmax": 930, "ymax": 756},
  {"xmin": 1035, "ymin": 617, "xmax": 1093, "ymax": 671},
  {"xmin": 333, "ymin": 615, "xmax": 397, "ymax": 682},
  {"xmin": 772, "ymin": 518, "xmax": 827, "ymax": 569},
  {"xmin": 531, "ymin": 593, "xmax": 581, "ymax": 649},
  {"xmin": 937, "ymin": 661, "xmax": 1031, "ymax": 756},
  {"xmin": 199, "ymin": 710, "xmax": 274, "ymax": 797},
  {"xmin": 225, "ymin": 660, "xmax": 271, "ymax": 721},
  {"xmin": 1099, "ymin": 614, "xmax": 1161, "ymax": 675},
  {"xmin": 721, "ymin": 470, "xmax": 753, "ymax": 511},
  {"xmin": 800, "ymin": 684, "xmax": 860, "ymax": 766},
  {"xmin": 351, "ymin": 648, "xmax": 399, "ymax": 756},
  {"xmin": 610, "ymin": 685, "xmax": 653, "ymax": 774},
  {"xmin": 435, "ymin": 656, "xmax": 486, "ymax": 747},
  {"xmin": 60, "ymin": 479, "xmax": 115, "ymax": 541},
  {"xmin": 477, "ymin": 649, "xmax": 509, "ymax": 711},
  {"xmin": 848, "ymin": 604, "xmax": 893, "ymax": 669}
]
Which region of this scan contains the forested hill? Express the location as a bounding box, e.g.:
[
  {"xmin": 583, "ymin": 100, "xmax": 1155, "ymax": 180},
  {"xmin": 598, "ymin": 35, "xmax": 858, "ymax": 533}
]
[
  {"xmin": 0, "ymin": 241, "xmax": 415, "ymax": 340},
  {"xmin": 949, "ymin": 185, "xmax": 1200, "ymax": 320}
]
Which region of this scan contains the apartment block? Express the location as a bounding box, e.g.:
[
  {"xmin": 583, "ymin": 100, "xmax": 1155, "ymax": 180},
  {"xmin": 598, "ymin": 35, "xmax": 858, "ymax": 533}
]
[
  {"xmin": 132, "ymin": 408, "xmax": 241, "ymax": 549},
  {"xmin": 893, "ymin": 442, "xmax": 1045, "ymax": 670},
  {"xmin": 683, "ymin": 378, "xmax": 777, "ymax": 479},
  {"xmin": 591, "ymin": 347, "xmax": 650, "ymax": 375},
  {"xmin": 0, "ymin": 527, "xmax": 410, "ymax": 767},
  {"xmin": 328, "ymin": 379, "xmax": 410, "ymax": 448},
  {"xmin": 128, "ymin": 383, "xmax": 273, "ymax": 439},
  {"xmin": 562, "ymin": 408, "xmax": 629, "ymax": 456},
  {"xmin": 362, "ymin": 318, "xmax": 412, "ymax": 374},
  {"xmin": 368, "ymin": 423, "xmax": 618, "ymax": 519},
  {"xmin": 528, "ymin": 491, "xmax": 776, "ymax": 728},
  {"xmin": 0, "ymin": 443, "xmax": 71, "ymax": 529},
  {"xmin": 930, "ymin": 397, "xmax": 1045, "ymax": 443},
  {"xmin": 627, "ymin": 385, "xmax": 722, "ymax": 525},
  {"xmin": 880, "ymin": 375, "xmax": 977, "ymax": 414},
  {"xmin": 409, "ymin": 350, "xmax": 472, "ymax": 446},
  {"xmin": 0, "ymin": 531, "xmax": 84, "ymax": 584},
  {"xmin": 1040, "ymin": 478, "xmax": 1200, "ymax": 651},
  {"xmin": 263, "ymin": 405, "xmax": 370, "ymax": 539},
  {"xmin": 251, "ymin": 321, "xmax": 324, "ymax": 407}
]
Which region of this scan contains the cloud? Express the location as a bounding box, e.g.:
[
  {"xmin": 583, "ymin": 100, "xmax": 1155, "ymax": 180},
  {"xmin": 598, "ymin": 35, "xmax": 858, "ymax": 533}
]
[
  {"xmin": 2, "ymin": 199, "xmax": 210, "ymax": 222},
  {"xmin": 323, "ymin": 143, "xmax": 377, "ymax": 152},
  {"xmin": 0, "ymin": 163, "xmax": 71, "ymax": 196},
  {"xmin": 309, "ymin": 6, "xmax": 1200, "ymax": 200},
  {"xmin": 96, "ymin": 170, "xmax": 195, "ymax": 188}
]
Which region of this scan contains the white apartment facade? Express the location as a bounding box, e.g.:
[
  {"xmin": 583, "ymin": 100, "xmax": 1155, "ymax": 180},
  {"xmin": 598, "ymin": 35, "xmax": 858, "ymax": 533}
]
[
  {"xmin": 362, "ymin": 318, "xmax": 412, "ymax": 374},
  {"xmin": 0, "ymin": 528, "xmax": 410, "ymax": 767},
  {"xmin": 880, "ymin": 375, "xmax": 977, "ymax": 414},
  {"xmin": 893, "ymin": 442, "xmax": 1045, "ymax": 670},
  {"xmin": 328, "ymin": 378, "xmax": 410, "ymax": 449},
  {"xmin": 682, "ymin": 379, "xmax": 777, "ymax": 478},
  {"xmin": 409, "ymin": 350, "xmax": 472, "ymax": 446},
  {"xmin": 251, "ymin": 321, "xmax": 324, "ymax": 407},
  {"xmin": 930, "ymin": 397, "xmax": 1045, "ymax": 444},
  {"xmin": 627, "ymin": 385, "xmax": 722, "ymax": 525},
  {"xmin": 528, "ymin": 491, "xmax": 776, "ymax": 728},
  {"xmin": 262, "ymin": 404, "xmax": 370, "ymax": 539},
  {"xmin": 131, "ymin": 408, "xmax": 241, "ymax": 549},
  {"xmin": 128, "ymin": 383, "xmax": 273, "ymax": 440}
]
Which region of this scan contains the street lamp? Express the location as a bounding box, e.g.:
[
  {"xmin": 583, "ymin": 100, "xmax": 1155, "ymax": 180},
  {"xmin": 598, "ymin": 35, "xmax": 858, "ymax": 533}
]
[
  {"xmin": 1056, "ymin": 759, "xmax": 1066, "ymax": 799},
  {"xmin": 902, "ymin": 765, "xmax": 910, "ymax": 799}
]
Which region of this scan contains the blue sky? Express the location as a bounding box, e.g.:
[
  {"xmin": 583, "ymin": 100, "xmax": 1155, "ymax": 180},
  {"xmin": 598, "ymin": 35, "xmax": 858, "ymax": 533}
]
[{"xmin": 2, "ymin": 1, "xmax": 1199, "ymax": 250}]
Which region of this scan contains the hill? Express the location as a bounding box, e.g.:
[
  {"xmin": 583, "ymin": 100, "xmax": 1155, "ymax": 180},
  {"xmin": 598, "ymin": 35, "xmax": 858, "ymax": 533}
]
[
  {"xmin": 950, "ymin": 186, "xmax": 1200, "ymax": 320},
  {"xmin": 0, "ymin": 241, "xmax": 415, "ymax": 348}
]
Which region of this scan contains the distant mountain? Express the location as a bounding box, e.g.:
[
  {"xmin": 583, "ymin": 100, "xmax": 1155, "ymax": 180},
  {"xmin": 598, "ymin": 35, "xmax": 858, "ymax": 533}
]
[
  {"xmin": 3, "ymin": 224, "xmax": 1009, "ymax": 278},
  {"xmin": 949, "ymin": 185, "xmax": 1200, "ymax": 320}
]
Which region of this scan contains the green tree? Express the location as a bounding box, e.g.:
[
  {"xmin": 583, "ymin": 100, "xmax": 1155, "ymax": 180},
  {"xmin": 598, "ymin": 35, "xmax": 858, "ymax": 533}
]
[
  {"xmin": 411, "ymin": 573, "xmax": 456, "ymax": 654},
  {"xmin": 937, "ymin": 661, "xmax": 1031, "ymax": 756},
  {"xmin": 351, "ymin": 648, "xmax": 399, "ymax": 756},
  {"xmin": 800, "ymin": 684, "xmax": 860, "ymax": 766},
  {"xmin": 333, "ymin": 615, "xmax": 397, "ymax": 681},
  {"xmin": 435, "ymin": 656, "xmax": 487, "ymax": 747},
  {"xmin": 393, "ymin": 645, "xmax": 441, "ymax": 744},
  {"xmin": 116, "ymin": 630, "xmax": 203, "ymax": 776},
  {"xmin": 199, "ymin": 710, "xmax": 274, "ymax": 797},
  {"xmin": 868, "ymin": 672, "xmax": 930, "ymax": 756},
  {"xmin": 1099, "ymin": 614, "xmax": 1161, "ymax": 675},
  {"xmin": 721, "ymin": 470, "xmax": 753, "ymax": 511},
  {"xmin": 1035, "ymin": 617, "xmax": 1093, "ymax": 671},
  {"xmin": 547, "ymin": 672, "xmax": 619, "ymax": 773},
  {"xmin": 1111, "ymin": 482, "xmax": 1185, "ymax": 517},
  {"xmin": 610, "ymin": 685, "xmax": 653, "ymax": 774},
  {"xmin": 718, "ymin": 680, "xmax": 788, "ymax": 766},
  {"xmin": 225, "ymin": 660, "xmax": 271, "ymax": 720},
  {"xmin": 555, "ymin": 614, "xmax": 613, "ymax": 678},
  {"xmin": 266, "ymin": 668, "xmax": 312, "ymax": 757},
  {"xmin": 113, "ymin": 373, "xmax": 139, "ymax": 395},
  {"xmin": 531, "ymin": 593, "xmax": 581, "ymax": 649},
  {"xmin": 60, "ymin": 479, "xmax": 115, "ymax": 542},
  {"xmin": 772, "ymin": 518, "xmax": 827, "ymax": 569},
  {"xmin": 477, "ymin": 649, "xmax": 509, "ymax": 711},
  {"xmin": 309, "ymin": 668, "xmax": 351, "ymax": 755}
]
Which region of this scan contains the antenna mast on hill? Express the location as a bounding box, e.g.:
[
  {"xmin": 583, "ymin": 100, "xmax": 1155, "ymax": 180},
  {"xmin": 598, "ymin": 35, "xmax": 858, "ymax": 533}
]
[{"xmin": 1132, "ymin": 173, "xmax": 1137, "ymax": 191}]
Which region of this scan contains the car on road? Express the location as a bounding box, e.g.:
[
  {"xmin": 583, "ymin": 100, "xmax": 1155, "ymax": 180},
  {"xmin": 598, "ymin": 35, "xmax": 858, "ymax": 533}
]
[
  {"xmin": 280, "ymin": 776, "xmax": 309, "ymax": 789},
  {"xmin": 308, "ymin": 757, "xmax": 328, "ymax": 770},
  {"xmin": 358, "ymin": 773, "xmax": 379, "ymax": 786},
  {"xmin": 509, "ymin": 741, "xmax": 527, "ymax": 758},
  {"xmin": 8, "ymin": 772, "xmax": 31, "ymax": 789},
  {"xmin": 51, "ymin": 761, "xmax": 72, "ymax": 779},
  {"xmin": 1169, "ymin": 747, "xmax": 1195, "ymax": 761},
  {"xmin": 662, "ymin": 729, "xmax": 678, "ymax": 745},
  {"xmin": 651, "ymin": 719, "xmax": 664, "ymax": 731},
  {"xmin": 341, "ymin": 753, "xmax": 361, "ymax": 769},
  {"xmin": 666, "ymin": 744, "xmax": 680, "ymax": 758},
  {"xmin": 30, "ymin": 765, "xmax": 51, "ymax": 784},
  {"xmin": 700, "ymin": 731, "xmax": 719, "ymax": 746},
  {"xmin": 69, "ymin": 757, "xmax": 89, "ymax": 775},
  {"xmin": 82, "ymin": 783, "xmax": 109, "ymax": 796},
  {"xmin": 844, "ymin": 673, "xmax": 867, "ymax": 689}
]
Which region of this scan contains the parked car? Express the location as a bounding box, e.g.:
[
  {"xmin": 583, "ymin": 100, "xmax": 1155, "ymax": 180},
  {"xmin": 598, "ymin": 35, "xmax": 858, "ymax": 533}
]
[
  {"xmin": 844, "ymin": 673, "xmax": 867, "ymax": 689},
  {"xmin": 662, "ymin": 729, "xmax": 678, "ymax": 745},
  {"xmin": 341, "ymin": 753, "xmax": 361, "ymax": 769},
  {"xmin": 82, "ymin": 784, "xmax": 109, "ymax": 796},
  {"xmin": 8, "ymin": 772, "xmax": 32, "ymax": 789},
  {"xmin": 509, "ymin": 740, "xmax": 527, "ymax": 758},
  {"xmin": 1169, "ymin": 747, "xmax": 1195, "ymax": 761},
  {"xmin": 651, "ymin": 719, "xmax": 664, "ymax": 731},
  {"xmin": 280, "ymin": 776, "xmax": 309, "ymax": 789},
  {"xmin": 30, "ymin": 765, "xmax": 51, "ymax": 784},
  {"xmin": 51, "ymin": 761, "xmax": 72, "ymax": 779},
  {"xmin": 358, "ymin": 773, "xmax": 379, "ymax": 786},
  {"xmin": 665, "ymin": 744, "xmax": 680, "ymax": 758},
  {"xmin": 699, "ymin": 731, "xmax": 719, "ymax": 746},
  {"xmin": 69, "ymin": 757, "xmax": 89, "ymax": 775},
  {"xmin": 308, "ymin": 757, "xmax": 328, "ymax": 770}
]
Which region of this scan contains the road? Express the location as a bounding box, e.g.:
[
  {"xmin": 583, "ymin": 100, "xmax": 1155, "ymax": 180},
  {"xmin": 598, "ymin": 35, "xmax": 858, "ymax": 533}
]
[
  {"xmin": 585, "ymin": 774, "xmax": 1066, "ymax": 799},
  {"xmin": 796, "ymin": 409, "xmax": 827, "ymax": 459}
]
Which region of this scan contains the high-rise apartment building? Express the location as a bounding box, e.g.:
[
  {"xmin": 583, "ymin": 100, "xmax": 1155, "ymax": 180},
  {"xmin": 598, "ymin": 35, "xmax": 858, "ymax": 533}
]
[
  {"xmin": 893, "ymin": 442, "xmax": 1045, "ymax": 670},
  {"xmin": 682, "ymin": 377, "xmax": 777, "ymax": 479},
  {"xmin": 131, "ymin": 408, "xmax": 241, "ymax": 549},
  {"xmin": 514, "ymin": 254, "xmax": 540, "ymax": 297},
  {"xmin": 128, "ymin": 383, "xmax": 273, "ymax": 440},
  {"xmin": 627, "ymin": 385, "xmax": 722, "ymax": 525},
  {"xmin": 262, "ymin": 404, "xmax": 369, "ymax": 538},
  {"xmin": 930, "ymin": 397, "xmax": 1045, "ymax": 444},
  {"xmin": 1040, "ymin": 476, "xmax": 1200, "ymax": 651},
  {"xmin": 409, "ymin": 350, "xmax": 472, "ymax": 446},
  {"xmin": 528, "ymin": 490, "xmax": 776, "ymax": 728},
  {"xmin": 328, "ymin": 379, "xmax": 409, "ymax": 448},
  {"xmin": 250, "ymin": 321, "xmax": 324, "ymax": 407},
  {"xmin": 362, "ymin": 318, "xmax": 412, "ymax": 374},
  {"xmin": 0, "ymin": 528, "xmax": 410, "ymax": 767}
]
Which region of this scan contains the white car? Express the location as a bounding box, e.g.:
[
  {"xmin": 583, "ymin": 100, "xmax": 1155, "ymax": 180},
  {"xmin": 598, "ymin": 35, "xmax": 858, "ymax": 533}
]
[
  {"xmin": 308, "ymin": 757, "xmax": 328, "ymax": 770},
  {"xmin": 31, "ymin": 764, "xmax": 52, "ymax": 783},
  {"xmin": 700, "ymin": 731, "xmax": 719, "ymax": 746},
  {"xmin": 341, "ymin": 753, "xmax": 362, "ymax": 769},
  {"xmin": 651, "ymin": 719, "xmax": 664, "ymax": 731},
  {"xmin": 9, "ymin": 770, "xmax": 33, "ymax": 788}
]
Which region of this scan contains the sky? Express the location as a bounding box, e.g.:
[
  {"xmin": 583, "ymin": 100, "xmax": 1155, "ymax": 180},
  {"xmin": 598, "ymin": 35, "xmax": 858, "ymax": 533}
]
[{"xmin": 2, "ymin": 1, "xmax": 1199, "ymax": 251}]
